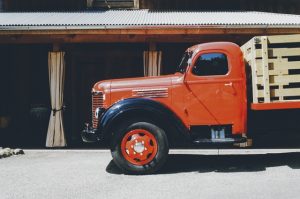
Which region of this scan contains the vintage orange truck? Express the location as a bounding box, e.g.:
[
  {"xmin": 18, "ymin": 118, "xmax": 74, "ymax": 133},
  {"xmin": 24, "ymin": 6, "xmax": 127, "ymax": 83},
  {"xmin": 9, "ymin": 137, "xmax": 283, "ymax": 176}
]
[{"xmin": 82, "ymin": 34, "xmax": 300, "ymax": 174}]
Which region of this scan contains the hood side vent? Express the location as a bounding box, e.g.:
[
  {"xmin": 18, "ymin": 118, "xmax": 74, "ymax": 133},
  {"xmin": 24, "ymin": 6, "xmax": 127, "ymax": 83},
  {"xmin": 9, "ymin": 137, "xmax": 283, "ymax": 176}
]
[{"xmin": 132, "ymin": 88, "xmax": 168, "ymax": 98}]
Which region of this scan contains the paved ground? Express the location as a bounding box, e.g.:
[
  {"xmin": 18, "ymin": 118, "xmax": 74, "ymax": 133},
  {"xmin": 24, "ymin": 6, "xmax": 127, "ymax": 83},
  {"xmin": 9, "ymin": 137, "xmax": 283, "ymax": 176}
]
[{"xmin": 1, "ymin": 149, "xmax": 300, "ymax": 199}]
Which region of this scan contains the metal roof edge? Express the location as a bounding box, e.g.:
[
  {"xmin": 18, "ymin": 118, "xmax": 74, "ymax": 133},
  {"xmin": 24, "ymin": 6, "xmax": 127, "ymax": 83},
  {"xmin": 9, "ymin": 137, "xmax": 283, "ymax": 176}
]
[{"xmin": 0, "ymin": 24, "xmax": 300, "ymax": 31}]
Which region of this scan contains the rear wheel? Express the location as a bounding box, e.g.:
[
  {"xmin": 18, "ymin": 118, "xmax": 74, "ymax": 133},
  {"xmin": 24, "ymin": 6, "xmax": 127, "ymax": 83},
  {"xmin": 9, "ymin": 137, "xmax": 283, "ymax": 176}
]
[{"xmin": 111, "ymin": 121, "xmax": 169, "ymax": 174}]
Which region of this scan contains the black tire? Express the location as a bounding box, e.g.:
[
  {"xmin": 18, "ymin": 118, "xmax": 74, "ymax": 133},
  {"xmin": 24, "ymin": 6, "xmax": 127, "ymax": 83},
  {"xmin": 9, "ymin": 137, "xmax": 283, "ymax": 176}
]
[{"xmin": 111, "ymin": 121, "xmax": 169, "ymax": 175}]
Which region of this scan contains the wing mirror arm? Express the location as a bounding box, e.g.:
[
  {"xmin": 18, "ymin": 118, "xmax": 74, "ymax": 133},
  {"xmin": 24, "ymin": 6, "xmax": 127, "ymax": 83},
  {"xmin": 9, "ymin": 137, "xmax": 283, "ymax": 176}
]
[{"xmin": 183, "ymin": 58, "xmax": 192, "ymax": 84}]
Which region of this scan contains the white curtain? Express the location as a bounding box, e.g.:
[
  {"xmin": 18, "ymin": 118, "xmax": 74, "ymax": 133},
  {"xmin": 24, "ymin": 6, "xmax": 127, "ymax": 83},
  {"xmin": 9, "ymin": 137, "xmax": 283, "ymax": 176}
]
[
  {"xmin": 143, "ymin": 51, "xmax": 162, "ymax": 76},
  {"xmin": 46, "ymin": 52, "xmax": 67, "ymax": 147}
]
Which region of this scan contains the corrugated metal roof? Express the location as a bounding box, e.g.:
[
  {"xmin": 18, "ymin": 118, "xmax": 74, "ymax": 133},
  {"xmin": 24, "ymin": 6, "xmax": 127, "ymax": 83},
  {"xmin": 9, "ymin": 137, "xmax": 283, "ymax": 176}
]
[{"xmin": 1, "ymin": 10, "xmax": 300, "ymax": 30}]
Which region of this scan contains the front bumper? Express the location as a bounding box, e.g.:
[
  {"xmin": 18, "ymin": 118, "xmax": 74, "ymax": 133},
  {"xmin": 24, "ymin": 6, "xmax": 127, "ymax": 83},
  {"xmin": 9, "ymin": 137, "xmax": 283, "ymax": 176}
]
[{"xmin": 81, "ymin": 124, "xmax": 100, "ymax": 143}]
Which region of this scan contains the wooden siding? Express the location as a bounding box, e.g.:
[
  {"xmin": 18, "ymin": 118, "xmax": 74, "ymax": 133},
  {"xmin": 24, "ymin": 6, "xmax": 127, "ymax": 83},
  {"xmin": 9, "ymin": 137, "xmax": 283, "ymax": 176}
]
[
  {"xmin": 241, "ymin": 34, "xmax": 300, "ymax": 104},
  {"xmin": 139, "ymin": 0, "xmax": 300, "ymax": 14},
  {"xmin": 87, "ymin": 0, "xmax": 137, "ymax": 9},
  {"xmin": 3, "ymin": 0, "xmax": 300, "ymax": 13},
  {"xmin": 4, "ymin": 0, "xmax": 85, "ymax": 11}
]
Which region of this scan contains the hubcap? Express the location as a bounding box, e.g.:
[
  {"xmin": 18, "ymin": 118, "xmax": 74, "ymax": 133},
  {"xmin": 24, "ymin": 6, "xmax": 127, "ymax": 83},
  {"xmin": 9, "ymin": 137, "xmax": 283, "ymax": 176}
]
[
  {"xmin": 121, "ymin": 129, "xmax": 158, "ymax": 166},
  {"xmin": 133, "ymin": 142, "xmax": 145, "ymax": 153}
]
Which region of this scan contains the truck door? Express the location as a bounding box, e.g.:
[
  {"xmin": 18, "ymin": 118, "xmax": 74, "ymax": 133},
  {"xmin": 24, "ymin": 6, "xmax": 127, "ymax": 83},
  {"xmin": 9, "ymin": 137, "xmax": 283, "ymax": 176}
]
[{"xmin": 184, "ymin": 50, "xmax": 246, "ymax": 134}]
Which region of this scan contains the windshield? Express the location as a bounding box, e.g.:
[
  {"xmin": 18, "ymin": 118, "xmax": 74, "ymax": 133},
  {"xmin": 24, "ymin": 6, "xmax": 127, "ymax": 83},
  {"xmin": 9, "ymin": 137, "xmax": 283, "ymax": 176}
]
[{"xmin": 176, "ymin": 51, "xmax": 192, "ymax": 73}]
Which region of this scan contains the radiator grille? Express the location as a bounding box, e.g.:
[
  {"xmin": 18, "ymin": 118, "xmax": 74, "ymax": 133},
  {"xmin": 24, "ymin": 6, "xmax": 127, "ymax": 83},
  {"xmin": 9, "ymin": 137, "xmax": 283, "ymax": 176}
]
[{"xmin": 92, "ymin": 92, "xmax": 104, "ymax": 128}]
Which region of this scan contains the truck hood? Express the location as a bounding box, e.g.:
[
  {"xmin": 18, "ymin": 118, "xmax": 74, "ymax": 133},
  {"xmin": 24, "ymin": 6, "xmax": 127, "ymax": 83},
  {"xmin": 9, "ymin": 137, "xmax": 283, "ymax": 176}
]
[{"xmin": 110, "ymin": 74, "xmax": 182, "ymax": 89}]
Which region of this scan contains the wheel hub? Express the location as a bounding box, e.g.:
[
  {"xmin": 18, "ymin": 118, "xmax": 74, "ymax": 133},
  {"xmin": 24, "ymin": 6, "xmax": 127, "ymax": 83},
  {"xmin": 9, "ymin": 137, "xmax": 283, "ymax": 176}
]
[
  {"xmin": 133, "ymin": 142, "xmax": 145, "ymax": 153},
  {"xmin": 121, "ymin": 129, "xmax": 158, "ymax": 166}
]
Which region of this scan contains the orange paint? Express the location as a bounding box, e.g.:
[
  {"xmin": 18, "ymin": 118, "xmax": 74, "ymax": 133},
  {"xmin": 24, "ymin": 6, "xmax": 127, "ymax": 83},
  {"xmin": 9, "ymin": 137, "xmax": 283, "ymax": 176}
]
[
  {"xmin": 93, "ymin": 42, "xmax": 248, "ymax": 136},
  {"xmin": 121, "ymin": 129, "xmax": 158, "ymax": 166},
  {"xmin": 251, "ymin": 102, "xmax": 300, "ymax": 110}
]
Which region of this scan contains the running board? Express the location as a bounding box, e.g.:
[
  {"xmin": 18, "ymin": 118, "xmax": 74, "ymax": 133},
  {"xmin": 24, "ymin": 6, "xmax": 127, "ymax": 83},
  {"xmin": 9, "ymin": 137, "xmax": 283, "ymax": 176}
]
[{"xmin": 193, "ymin": 137, "xmax": 247, "ymax": 145}]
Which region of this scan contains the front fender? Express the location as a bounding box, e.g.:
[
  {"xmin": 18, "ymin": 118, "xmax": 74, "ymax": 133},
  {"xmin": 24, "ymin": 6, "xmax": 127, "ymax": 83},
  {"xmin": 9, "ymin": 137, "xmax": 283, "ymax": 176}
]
[{"xmin": 98, "ymin": 98, "xmax": 190, "ymax": 146}]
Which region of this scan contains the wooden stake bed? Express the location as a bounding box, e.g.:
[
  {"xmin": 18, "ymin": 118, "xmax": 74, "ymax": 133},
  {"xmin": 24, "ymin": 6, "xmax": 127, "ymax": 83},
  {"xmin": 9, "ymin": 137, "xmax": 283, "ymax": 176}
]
[{"xmin": 241, "ymin": 34, "xmax": 300, "ymax": 110}]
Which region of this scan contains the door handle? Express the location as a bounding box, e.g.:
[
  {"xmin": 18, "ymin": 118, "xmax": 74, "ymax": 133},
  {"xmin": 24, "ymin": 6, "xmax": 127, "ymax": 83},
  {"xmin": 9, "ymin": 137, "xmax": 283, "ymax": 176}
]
[{"xmin": 225, "ymin": 82, "xmax": 233, "ymax": 87}]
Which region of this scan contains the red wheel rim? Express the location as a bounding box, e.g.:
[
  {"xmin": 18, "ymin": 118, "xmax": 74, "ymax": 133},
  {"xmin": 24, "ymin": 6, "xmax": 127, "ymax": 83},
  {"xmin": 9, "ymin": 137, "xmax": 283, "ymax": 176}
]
[{"xmin": 121, "ymin": 129, "xmax": 158, "ymax": 166}]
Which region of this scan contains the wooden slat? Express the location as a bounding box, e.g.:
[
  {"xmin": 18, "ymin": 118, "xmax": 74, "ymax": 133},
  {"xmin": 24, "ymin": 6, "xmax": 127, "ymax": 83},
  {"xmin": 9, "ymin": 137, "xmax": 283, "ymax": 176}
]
[
  {"xmin": 256, "ymin": 48, "xmax": 300, "ymax": 58},
  {"xmin": 261, "ymin": 36, "xmax": 270, "ymax": 102},
  {"xmin": 250, "ymin": 38, "xmax": 259, "ymax": 103},
  {"xmin": 257, "ymin": 88, "xmax": 300, "ymax": 98},
  {"xmin": 256, "ymin": 60, "xmax": 300, "ymax": 76},
  {"xmin": 241, "ymin": 39, "xmax": 253, "ymax": 62},
  {"xmin": 241, "ymin": 34, "xmax": 300, "ymax": 104},
  {"xmin": 263, "ymin": 34, "xmax": 300, "ymax": 44},
  {"xmin": 277, "ymin": 56, "xmax": 284, "ymax": 101},
  {"xmin": 257, "ymin": 74, "xmax": 300, "ymax": 85}
]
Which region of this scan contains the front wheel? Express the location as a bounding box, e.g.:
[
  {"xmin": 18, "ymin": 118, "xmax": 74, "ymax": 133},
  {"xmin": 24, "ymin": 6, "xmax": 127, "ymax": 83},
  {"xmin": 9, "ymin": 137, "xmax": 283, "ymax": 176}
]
[{"xmin": 111, "ymin": 121, "xmax": 169, "ymax": 174}]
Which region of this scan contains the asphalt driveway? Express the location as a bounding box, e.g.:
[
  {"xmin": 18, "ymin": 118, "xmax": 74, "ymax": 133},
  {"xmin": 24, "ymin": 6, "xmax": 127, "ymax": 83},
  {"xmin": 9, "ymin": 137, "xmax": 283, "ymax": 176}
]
[{"xmin": 1, "ymin": 149, "xmax": 300, "ymax": 199}]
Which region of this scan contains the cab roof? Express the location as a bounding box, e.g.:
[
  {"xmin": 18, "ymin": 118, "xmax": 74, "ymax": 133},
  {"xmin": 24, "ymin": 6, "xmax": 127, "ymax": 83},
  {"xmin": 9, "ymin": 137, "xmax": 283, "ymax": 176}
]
[{"xmin": 187, "ymin": 42, "xmax": 240, "ymax": 55}]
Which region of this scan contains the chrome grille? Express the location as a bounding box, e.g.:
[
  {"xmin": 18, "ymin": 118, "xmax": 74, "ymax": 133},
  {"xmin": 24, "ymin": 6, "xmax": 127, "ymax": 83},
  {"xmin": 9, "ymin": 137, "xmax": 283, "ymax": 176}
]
[{"xmin": 92, "ymin": 92, "xmax": 104, "ymax": 128}]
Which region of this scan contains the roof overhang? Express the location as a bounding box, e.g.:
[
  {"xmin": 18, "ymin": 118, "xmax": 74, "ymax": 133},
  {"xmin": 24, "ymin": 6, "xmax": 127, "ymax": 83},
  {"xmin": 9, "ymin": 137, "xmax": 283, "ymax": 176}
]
[{"xmin": 0, "ymin": 10, "xmax": 300, "ymax": 43}]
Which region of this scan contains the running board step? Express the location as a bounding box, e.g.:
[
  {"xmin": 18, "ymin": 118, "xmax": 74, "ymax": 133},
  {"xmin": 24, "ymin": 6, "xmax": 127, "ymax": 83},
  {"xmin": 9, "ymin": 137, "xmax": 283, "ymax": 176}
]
[{"xmin": 193, "ymin": 137, "xmax": 246, "ymax": 145}]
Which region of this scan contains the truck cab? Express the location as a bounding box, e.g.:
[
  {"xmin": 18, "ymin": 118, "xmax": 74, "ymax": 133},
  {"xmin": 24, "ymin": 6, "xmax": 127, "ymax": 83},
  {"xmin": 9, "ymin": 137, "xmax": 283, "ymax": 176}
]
[{"xmin": 82, "ymin": 42, "xmax": 248, "ymax": 174}]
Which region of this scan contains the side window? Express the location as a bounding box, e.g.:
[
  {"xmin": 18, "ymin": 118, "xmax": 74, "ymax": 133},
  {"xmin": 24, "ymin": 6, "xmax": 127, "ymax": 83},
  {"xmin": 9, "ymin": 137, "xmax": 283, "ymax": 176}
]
[{"xmin": 192, "ymin": 53, "xmax": 228, "ymax": 76}]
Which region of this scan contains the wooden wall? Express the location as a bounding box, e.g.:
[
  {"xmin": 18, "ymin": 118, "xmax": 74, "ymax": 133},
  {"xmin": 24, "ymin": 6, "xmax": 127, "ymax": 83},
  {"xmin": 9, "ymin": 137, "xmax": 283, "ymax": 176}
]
[
  {"xmin": 0, "ymin": 43, "xmax": 146, "ymax": 147},
  {"xmin": 3, "ymin": 0, "xmax": 300, "ymax": 13},
  {"xmin": 4, "ymin": 0, "xmax": 85, "ymax": 11},
  {"xmin": 159, "ymin": 43, "xmax": 192, "ymax": 75},
  {"xmin": 139, "ymin": 0, "xmax": 300, "ymax": 14},
  {"xmin": 87, "ymin": 0, "xmax": 138, "ymax": 9},
  {"xmin": 2, "ymin": 42, "xmax": 300, "ymax": 148},
  {"xmin": 64, "ymin": 43, "xmax": 145, "ymax": 145},
  {"xmin": 0, "ymin": 44, "xmax": 51, "ymax": 147}
]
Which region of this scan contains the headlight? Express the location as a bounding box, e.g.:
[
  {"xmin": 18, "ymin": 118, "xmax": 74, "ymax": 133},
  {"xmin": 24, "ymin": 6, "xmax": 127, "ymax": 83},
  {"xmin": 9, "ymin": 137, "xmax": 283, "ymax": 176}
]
[
  {"xmin": 94, "ymin": 107, "xmax": 105, "ymax": 119},
  {"xmin": 95, "ymin": 107, "xmax": 101, "ymax": 119}
]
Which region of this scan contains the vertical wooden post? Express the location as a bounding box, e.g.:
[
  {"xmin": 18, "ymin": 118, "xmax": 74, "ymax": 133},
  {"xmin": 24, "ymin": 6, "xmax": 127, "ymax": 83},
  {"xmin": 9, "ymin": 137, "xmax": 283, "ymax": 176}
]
[
  {"xmin": 261, "ymin": 36, "xmax": 270, "ymax": 103},
  {"xmin": 86, "ymin": 0, "xmax": 94, "ymax": 8},
  {"xmin": 277, "ymin": 56, "xmax": 284, "ymax": 101},
  {"xmin": 134, "ymin": 0, "xmax": 139, "ymax": 9},
  {"xmin": 251, "ymin": 38, "xmax": 259, "ymax": 103}
]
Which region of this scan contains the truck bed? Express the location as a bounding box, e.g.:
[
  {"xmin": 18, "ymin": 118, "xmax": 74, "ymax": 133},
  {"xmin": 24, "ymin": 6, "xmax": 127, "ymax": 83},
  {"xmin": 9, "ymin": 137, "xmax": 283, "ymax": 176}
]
[{"xmin": 241, "ymin": 34, "xmax": 300, "ymax": 110}]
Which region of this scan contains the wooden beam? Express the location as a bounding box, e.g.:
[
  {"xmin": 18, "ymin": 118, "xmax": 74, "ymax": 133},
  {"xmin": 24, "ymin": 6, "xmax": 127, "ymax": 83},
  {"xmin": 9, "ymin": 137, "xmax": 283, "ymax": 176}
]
[{"xmin": 0, "ymin": 34, "xmax": 253, "ymax": 44}]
